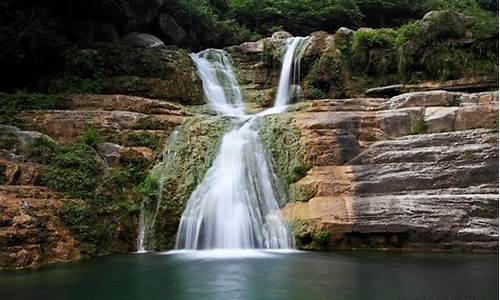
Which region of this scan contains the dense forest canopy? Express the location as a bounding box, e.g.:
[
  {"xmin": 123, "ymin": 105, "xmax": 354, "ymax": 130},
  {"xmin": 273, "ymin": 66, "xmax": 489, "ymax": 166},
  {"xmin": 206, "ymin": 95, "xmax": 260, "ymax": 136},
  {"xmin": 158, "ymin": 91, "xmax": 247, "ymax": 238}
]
[{"xmin": 0, "ymin": 0, "xmax": 498, "ymax": 90}]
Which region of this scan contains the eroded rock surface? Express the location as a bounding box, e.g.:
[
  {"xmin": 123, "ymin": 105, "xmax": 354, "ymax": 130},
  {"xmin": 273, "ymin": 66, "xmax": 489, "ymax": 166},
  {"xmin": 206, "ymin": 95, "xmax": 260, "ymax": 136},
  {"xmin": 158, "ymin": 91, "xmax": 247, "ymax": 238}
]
[
  {"xmin": 0, "ymin": 186, "xmax": 81, "ymax": 269},
  {"xmin": 279, "ymin": 91, "xmax": 499, "ymax": 251}
]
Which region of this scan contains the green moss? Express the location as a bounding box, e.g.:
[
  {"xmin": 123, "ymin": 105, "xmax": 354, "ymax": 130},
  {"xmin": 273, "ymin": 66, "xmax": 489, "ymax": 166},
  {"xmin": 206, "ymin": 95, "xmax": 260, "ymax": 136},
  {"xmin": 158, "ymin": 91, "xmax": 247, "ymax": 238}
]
[
  {"xmin": 259, "ymin": 115, "xmax": 310, "ymax": 198},
  {"xmin": 289, "ymin": 182, "xmax": 316, "ymax": 202},
  {"xmin": 304, "ymin": 55, "xmax": 345, "ymax": 99},
  {"xmin": 142, "ymin": 115, "xmax": 231, "ymax": 250},
  {"xmin": 20, "ymin": 136, "xmax": 59, "ymax": 164},
  {"xmin": 289, "ymin": 219, "xmax": 331, "ymax": 251},
  {"xmin": 139, "ymin": 173, "xmax": 160, "ymax": 201},
  {"xmin": 39, "ymin": 143, "xmax": 101, "ymax": 198},
  {"xmin": 123, "ymin": 132, "xmax": 161, "ymax": 150},
  {"xmin": 0, "ymin": 128, "xmax": 20, "ymax": 150},
  {"xmin": 120, "ymin": 149, "xmax": 151, "ymax": 185},
  {"xmin": 31, "ymin": 128, "xmax": 144, "ymax": 255},
  {"xmin": 0, "ymin": 92, "xmax": 67, "ymax": 127},
  {"xmin": 133, "ymin": 117, "xmax": 171, "ymax": 130}
]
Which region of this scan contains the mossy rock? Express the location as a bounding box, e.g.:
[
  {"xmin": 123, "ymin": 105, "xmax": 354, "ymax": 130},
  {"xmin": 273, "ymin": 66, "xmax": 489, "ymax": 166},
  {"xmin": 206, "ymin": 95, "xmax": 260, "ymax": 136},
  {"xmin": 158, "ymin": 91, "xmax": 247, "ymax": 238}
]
[
  {"xmin": 141, "ymin": 115, "xmax": 231, "ymax": 250},
  {"xmin": 259, "ymin": 115, "xmax": 310, "ymax": 200},
  {"xmin": 289, "ymin": 219, "xmax": 331, "ymax": 251},
  {"xmin": 30, "ymin": 128, "xmax": 144, "ymax": 256},
  {"xmin": 42, "ymin": 43, "xmax": 203, "ymax": 105}
]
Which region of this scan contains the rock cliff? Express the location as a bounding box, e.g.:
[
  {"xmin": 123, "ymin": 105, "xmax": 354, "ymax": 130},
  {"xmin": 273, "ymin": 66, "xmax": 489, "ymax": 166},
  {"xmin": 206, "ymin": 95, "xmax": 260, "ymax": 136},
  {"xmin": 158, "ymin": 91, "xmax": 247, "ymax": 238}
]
[{"xmin": 0, "ymin": 14, "xmax": 498, "ymax": 268}]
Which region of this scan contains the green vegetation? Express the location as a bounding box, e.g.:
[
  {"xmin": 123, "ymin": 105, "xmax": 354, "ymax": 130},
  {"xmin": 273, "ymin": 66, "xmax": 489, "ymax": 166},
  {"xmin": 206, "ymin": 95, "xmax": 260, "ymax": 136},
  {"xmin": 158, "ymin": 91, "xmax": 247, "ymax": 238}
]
[
  {"xmin": 142, "ymin": 116, "xmax": 231, "ymax": 250},
  {"xmin": 289, "ymin": 183, "xmax": 317, "ymax": 203},
  {"xmin": 38, "ymin": 142, "xmax": 102, "ymax": 198},
  {"xmin": 290, "ymin": 219, "xmax": 331, "ymax": 250},
  {"xmin": 0, "ymin": 127, "xmax": 20, "ymax": 150},
  {"xmin": 123, "ymin": 132, "xmax": 161, "ymax": 150},
  {"xmin": 411, "ymin": 116, "xmax": 429, "ymax": 134},
  {"xmin": 259, "ymin": 116, "xmax": 310, "ymax": 197},
  {"xmin": 0, "ymin": 92, "xmax": 67, "ymax": 127},
  {"xmin": 23, "ymin": 127, "xmax": 148, "ymax": 255},
  {"xmin": 21, "ymin": 136, "xmax": 59, "ymax": 164},
  {"xmin": 132, "ymin": 117, "xmax": 171, "ymax": 130}
]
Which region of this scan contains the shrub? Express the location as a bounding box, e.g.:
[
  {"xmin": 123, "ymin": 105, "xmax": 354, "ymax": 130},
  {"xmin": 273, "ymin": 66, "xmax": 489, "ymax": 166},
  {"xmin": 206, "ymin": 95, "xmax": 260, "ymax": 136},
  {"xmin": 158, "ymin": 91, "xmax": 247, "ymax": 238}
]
[
  {"xmin": 39, "ymin": 142, "xmax": 102, "ymax": 198},
  {"xmin": 0, "ymin": 128, "xmax": 20, "ymax": 150},
  {"xmin": 22, "ymin": 136, "xmax": 59, "ymax": 164},
  {"xmin": 133, "ymin": 117, "xmax": 170, "ymax": 130},
  {"xmin": 0, "ymin": 92, "xmax": 67, "ymax": 126},
  {"xmin": 60, "ymin": 202, "xmax": 93, "ymax": 238},
  {"xmin": 78, "ymin": 126, "xmax": 101, "ymax": 148},
  {"xmin": 289, "ymin": 219, "xmax": 331, "ymax": 250},
  {"xmin": 124, "ymin": 132, "xmax": 161, "ymax": 150},
  {"xmin": 139, "ymin": 174, "xmax": 160, "ymax": 201},
  {"xmin": 411, "ymin": 116, "xmax": 428, "ymax": 134}
]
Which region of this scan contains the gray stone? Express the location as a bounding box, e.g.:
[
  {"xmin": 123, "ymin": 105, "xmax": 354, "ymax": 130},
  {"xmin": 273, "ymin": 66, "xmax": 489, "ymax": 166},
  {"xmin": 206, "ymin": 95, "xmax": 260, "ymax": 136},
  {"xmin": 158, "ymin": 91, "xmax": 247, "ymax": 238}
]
[
  {"xmin": 122, "ymin": 32, "xmax": 165, "ymax": 49},
  {"xmin": 97, "ymin": 142, "xmax": 123, "ymax": 167}
]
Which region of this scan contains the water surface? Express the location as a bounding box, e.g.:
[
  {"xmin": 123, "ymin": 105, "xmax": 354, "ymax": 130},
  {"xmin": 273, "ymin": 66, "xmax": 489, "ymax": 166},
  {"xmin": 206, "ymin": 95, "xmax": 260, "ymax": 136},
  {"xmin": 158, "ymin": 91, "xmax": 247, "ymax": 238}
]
[{"xmin": 1, "ymin": 251, "xmax": 497, "ymax": 300}]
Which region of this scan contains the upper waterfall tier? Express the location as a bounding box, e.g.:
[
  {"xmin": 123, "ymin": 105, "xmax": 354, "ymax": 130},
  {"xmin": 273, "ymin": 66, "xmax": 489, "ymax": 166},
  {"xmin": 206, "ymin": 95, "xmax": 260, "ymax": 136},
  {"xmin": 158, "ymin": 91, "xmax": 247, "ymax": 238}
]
[
  {"xmin": 273, "ymin": 37, "xmax": 309, "ymax": 109},
  {"xmin": 191, "ymin": 49, "xmax": 245, "ymax": 116}
]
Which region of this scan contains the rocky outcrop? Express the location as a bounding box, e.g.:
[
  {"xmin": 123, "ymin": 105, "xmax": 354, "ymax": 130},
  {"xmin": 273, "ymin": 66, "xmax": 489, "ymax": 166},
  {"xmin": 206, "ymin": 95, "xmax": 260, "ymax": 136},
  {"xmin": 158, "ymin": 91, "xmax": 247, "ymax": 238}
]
[
  {"xmin": 225, "ymin": 11, "xmax": 497, "ymax": 105},
  {"xmin": 0, "ymin": 93, "xmax": 194, "ymax": 269},
  {"xmin": 19, "ymin": 94, "xmax": 188, "ymax": 143},
  {"xmin": 48, "ymin": 44, "xmax": 204, "ymax": 105},
  {"xmin": 366, "ymin": 76, "xmax": 499, "ymax": 97},
  {"xmin": 0, "ymin": 186, "xmax": 81, "ymax": 269},
  {"xmin": 276, "ymin": 90, "xmax": 498, "ymax": 251},
  {"xmin": 122, "ymin": 32, "xmax": 166, "ymax": 48}
]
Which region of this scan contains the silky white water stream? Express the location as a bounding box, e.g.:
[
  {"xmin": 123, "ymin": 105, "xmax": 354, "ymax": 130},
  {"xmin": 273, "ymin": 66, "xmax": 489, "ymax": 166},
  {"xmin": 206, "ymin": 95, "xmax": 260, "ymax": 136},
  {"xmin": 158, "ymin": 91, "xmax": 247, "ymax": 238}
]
[{"xmin": 138, "ymin": 37, "xmax": 308, "ymax": 251}]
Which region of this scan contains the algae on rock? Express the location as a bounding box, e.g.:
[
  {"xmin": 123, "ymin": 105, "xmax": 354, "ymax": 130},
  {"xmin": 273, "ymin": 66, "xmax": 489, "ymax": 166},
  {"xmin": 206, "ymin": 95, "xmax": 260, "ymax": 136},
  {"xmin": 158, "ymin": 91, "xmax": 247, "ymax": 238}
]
[
  {"xmin": 141, "ymin": 115, "xmax": 231, "ymax": 250},
  {"xmin": 259, "ymin": 115, "xmax": 310, "ymax": 201}
]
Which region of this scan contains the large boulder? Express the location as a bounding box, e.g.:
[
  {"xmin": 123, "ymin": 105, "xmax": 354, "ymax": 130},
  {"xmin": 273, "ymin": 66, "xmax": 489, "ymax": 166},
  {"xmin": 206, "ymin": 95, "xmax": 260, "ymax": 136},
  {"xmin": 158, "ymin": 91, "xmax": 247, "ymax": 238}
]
[
  {"xmin": 47, "ymin": 44, "xmax": 203, "ymax": 105},
  {"xmin": 122, "ymin": 32, "xmax": 165, "ymax": 48},
  {"xmin": 157, "ymin": 14, "xmax": 186, "ymax": 43}
]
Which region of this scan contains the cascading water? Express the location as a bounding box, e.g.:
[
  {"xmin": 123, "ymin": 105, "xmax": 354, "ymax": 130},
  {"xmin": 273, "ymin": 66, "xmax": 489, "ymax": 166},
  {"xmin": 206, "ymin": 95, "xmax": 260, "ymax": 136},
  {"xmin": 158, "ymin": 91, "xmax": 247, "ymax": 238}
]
[
  {"xmin": 190, "ymin": 49, "xmax": 245, "ymax": 116},
  {"xmin": 139, "ymin": 36, "xmax": 308, "ymax": 252},
  {"xmin": 175, "ymin": 118, "xmax": 292, "ymax": 249},
  {"xmin": 273, "ymin": 37, "xmax": 309, "ymax": 109}
]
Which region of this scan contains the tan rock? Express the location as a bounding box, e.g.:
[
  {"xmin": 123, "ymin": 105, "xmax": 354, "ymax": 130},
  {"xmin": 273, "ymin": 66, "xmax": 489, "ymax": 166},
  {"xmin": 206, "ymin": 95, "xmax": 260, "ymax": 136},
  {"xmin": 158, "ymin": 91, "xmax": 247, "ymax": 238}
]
[{"xmin": 0, "ymin": 186, "xmax": 81, "ymax": 270}]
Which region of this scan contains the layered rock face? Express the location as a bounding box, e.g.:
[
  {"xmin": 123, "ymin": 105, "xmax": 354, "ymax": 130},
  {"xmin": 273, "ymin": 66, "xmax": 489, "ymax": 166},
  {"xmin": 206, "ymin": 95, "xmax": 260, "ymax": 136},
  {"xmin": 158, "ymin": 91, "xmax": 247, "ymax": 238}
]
[
  {"xmin": 0, "ymin": 186, "xmax": 81, "ymax": 269},
  {"xmin": 0, "ymin": 94, "xmax": 189, "ymax": 269},
  {"xmin": 277, "ymin": 91, "xmax": 498, "ymax": 251}
]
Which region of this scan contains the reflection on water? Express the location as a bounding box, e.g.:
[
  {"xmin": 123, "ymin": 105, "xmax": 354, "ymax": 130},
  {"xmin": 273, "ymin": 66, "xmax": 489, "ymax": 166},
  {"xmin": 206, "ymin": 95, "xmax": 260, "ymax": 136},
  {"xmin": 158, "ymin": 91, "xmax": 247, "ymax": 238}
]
[{"xmin": 0, "ymin": 251, "xmax": 498, "ymax": 300}]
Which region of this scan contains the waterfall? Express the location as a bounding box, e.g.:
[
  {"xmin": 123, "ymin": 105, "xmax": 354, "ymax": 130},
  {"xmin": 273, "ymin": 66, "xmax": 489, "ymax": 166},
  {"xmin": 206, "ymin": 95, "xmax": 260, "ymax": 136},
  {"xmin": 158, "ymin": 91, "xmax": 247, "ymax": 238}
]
[
  {"xmin": 139, "ymin": 36, "xmax": 308, "ymax": 251},
  {"xmin": 175, "ymin": 118, "xmax": 292, "ymax": 249},
  {"xmin": 190, "ymin": 49, "xmax": 245, "ymax": 116},
  {"xmin": 273, "ymin": 37, "xmax": 309, "ymax": 109},
  {"xmin": 137, "ymin": 202, "xmax": 146, "ymax": 253}
]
